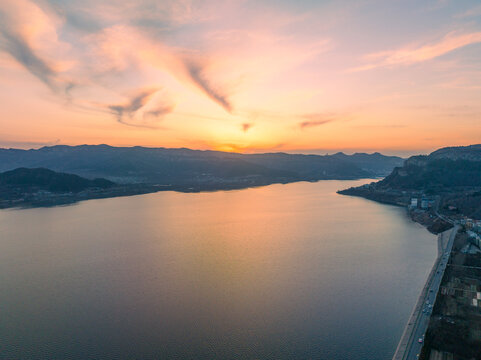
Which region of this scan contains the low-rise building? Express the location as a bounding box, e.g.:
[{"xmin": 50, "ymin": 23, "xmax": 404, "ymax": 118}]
[{"xmin": 468, "ymin": 231, "xmax": 481, "ymax": 249}]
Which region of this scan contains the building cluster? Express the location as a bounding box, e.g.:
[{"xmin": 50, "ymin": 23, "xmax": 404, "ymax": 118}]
[
  {"xmin": 409, "ymin": 196, "xmax": 435, "ymax": 210},
  {"xmin": 462, "ymin": 218, "xmax": 481, "ymax": 230},
  {"xmin": 467, "ymin": 230, "xmax": 481, "ymax": 249}
]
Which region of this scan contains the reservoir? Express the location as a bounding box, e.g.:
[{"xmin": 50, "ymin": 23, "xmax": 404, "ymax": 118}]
[{"xmin": 0, "ymin": 180, "xmax": 436, "ymax": 359}]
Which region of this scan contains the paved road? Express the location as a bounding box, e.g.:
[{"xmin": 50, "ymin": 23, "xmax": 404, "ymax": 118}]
[{"xmin": 393, "ymin": 225, "xmax": 459, "ymax": 360}]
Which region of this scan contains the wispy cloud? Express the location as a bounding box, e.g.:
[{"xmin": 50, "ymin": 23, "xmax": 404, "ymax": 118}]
[
  {"xmin": 183, "ymin": 57, "xmax": 232, "ymax": 112},
  {"xmin": 298, "ymin": 113, "xmax": 337, "ymax": 129},
  {"xmin": 351, "ymin": 31, "xmax": 481, "ymax": 72},
  {"xmin": 455, "ymin": 4, "xmax": 481, "ymax": 19},
  {"xmin": 108, "ymin": 88, "xmax": 174, "ymax": 127},
  {"xmin": 0, "ymin": 27, "xmax": 56, "ymax": 89},
  {"xmin": 0, "ymin": 1, "xmax": 73, "ymax": 94}
]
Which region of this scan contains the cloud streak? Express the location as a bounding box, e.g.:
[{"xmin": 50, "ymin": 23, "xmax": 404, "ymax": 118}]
[
  {"xmin": 455, "ymin": 4, "xmax": 481, "ymax": 19},
  {"xmin": 298, "ymin": 113, "xmax": 337, "ymax": 129},
  {"xmin": 183, "ymin": 58, "xmax": 232, "ymax": 112},
  {"xmin": 108, "ymin": 88, "xmax": 174, "ymax": 127},
  {"xmin": 0, "ymin": 27, "xmax": 57, "ymax": 88},
  {"xmin": 351, "ymin": 31, "xmax": 481, "ymax": 71},
  {"xmin": 0, "ymin": 2, "xmax": 72, "ymax": 94}
]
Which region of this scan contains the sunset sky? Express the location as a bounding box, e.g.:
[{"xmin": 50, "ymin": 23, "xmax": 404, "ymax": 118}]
[{"xmin": 0, "ymin": 0, "xmax": 480, "ymax": 155}]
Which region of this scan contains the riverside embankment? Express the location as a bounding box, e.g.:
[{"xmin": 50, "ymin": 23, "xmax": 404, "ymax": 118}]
[{"xmin": 392, "ymin": 225, "xmax": 459, "ymax": 360}]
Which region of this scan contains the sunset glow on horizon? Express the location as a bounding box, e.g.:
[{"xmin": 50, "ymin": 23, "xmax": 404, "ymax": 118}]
[{"xmin": 1, "ymin": 0, "xmax": 481, "ymax": 156}]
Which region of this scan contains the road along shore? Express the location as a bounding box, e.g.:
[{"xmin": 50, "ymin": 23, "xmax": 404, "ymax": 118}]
[{"xmin": 392, "ymin": 226, "xmax": 459, "ymax": 360}]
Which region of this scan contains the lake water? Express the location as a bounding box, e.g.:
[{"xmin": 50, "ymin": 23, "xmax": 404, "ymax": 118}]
[{"xmin": 0, "ymin": 180, "xmax": 436, "ymax": 359}]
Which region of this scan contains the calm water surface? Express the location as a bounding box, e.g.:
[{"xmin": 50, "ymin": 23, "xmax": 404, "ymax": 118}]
[{"xmin": 0, "ymin": 180, "xmax": 436, "ymax": 359}]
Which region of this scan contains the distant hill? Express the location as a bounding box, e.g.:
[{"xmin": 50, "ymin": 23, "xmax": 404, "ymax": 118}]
[
  {"xmin": 376, "ymin": 145, "xmax": 481, "ymax": 192},
  {"xmin": 328, "ymin": 151, "xmax": 403, "ymax": 176},
  {"xmin": 0, "ymin": 145, "xmax": 403, "ymax": 185},
  {"xmin": 0, "ymin": 168, "xmax": 115, "ymax": 193},
  {"xmin": 428, "ymin": 144, "xmax": 481, "ymax": 161},
  {"xmin": 339, "ymin": 144, "xmax": 481, "ymax": 221}
]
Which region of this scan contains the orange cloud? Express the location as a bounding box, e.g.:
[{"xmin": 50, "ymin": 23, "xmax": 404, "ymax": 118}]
[
  {"xmin": 298, "ymin": 113, "xmax": 342, "ymax": 129},
  {"xmin": 241, "ymin": 123, "xmax": 253, "ymax": 132}
]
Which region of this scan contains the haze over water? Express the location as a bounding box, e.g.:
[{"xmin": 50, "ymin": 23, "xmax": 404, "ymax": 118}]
[{"xmin": 0, "ymin": 180, "xmax": 436, "ymax": 359}]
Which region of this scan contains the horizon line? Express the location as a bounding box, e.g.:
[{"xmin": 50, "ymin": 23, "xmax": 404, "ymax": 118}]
[{"xmin": 2, "ymin": 141, "xmax": 475, "ymax": 158}]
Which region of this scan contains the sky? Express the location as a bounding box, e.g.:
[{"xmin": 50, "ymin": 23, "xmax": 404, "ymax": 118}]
[{"xmin": 0, "ymin": 0, "xmax": 480, "ymax": 156}]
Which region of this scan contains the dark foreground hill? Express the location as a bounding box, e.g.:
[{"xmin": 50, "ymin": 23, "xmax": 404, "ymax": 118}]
[
  {"xmin": 339, "ymin": 144, "xmax": 481, "ymax": 223},
  {"xmin": 0, "ymin": 167, "xmax": 115, "ymax": 193},
  {"xmin": 372, "ymin": 144, "xmax": 481, "ymax": 192},
  {"xmin": 0, "ymin": 167, "xmax": 156, "ymax": 208},
  {"xmin": 0, "ymin": 145, "xmax": 403, "ymax": 185}
]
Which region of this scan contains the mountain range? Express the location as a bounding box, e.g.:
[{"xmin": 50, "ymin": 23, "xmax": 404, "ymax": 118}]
[{"xmin": 0, "ymin": 145, "xmax": 403, "ymax": 186}]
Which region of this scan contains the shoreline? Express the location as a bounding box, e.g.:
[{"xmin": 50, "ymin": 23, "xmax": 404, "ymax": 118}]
[
  {"xmin": 337, "ymin": 188, "xmax": 461, "ymax": 359},
  {"xmin": 337, "ymin": 189, "xmax": 453, "ymax": 234},
  {"xmin": 0, "ymin": 177, "xmax": 373, "ymax": 210},
  {"xmin": 392, "ymin": 227, "xmax": 458, "ymax": 360}
]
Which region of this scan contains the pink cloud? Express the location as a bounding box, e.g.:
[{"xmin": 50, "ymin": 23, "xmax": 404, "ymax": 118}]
[
  {"xmin": 0, "ymin": 0, "xmax": 74, "ymax": 92},
  {"xmin": 351, "ymin": 31, "xmax": 481, "ymax": 72}
]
